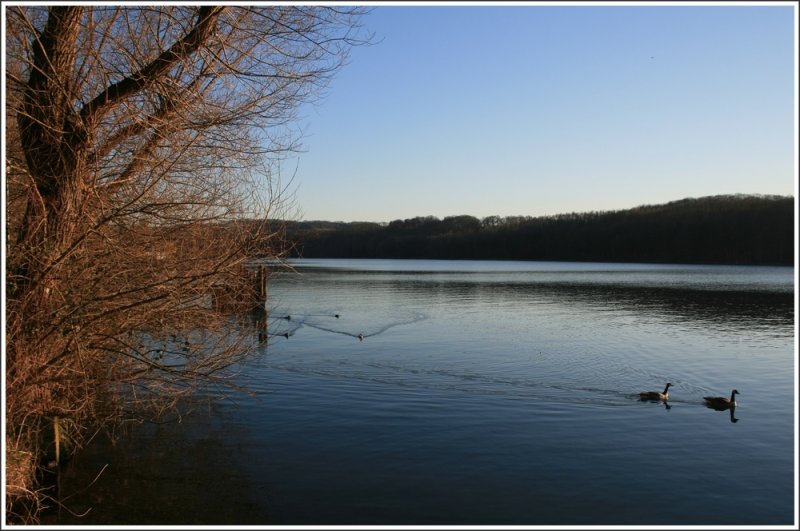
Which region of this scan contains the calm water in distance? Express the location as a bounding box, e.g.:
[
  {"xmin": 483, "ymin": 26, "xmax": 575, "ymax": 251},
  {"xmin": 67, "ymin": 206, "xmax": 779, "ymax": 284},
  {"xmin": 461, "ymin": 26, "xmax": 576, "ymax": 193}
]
[{"xmin": 51, "ymin": 259, "xmax": 796, "ymax": 525}]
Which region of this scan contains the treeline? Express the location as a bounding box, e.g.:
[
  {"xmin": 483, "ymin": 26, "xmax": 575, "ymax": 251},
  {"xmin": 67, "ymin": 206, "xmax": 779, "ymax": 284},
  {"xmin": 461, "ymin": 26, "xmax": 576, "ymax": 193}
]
[{"xmin": 283, "ymin": 195, "xmax": 795, "ymax": 265}]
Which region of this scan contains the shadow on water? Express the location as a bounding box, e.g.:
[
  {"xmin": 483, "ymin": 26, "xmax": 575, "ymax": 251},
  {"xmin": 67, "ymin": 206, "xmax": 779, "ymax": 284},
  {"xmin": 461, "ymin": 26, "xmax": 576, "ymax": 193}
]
[
  {"xmin": 414, "ymin": 280, "xmax": 793, "ymax": 335},
  {"xmin": 637, "ymin": 397, "xmax": 672, "ymax": 410},
  {"xmin": 637, "ymin": 397, "xmax": 739, "ymax": 421},
  {"xmin": 705, "ymin": 403, "xmax": 740, "ymax": 423},
  {"xmin": 41, "ymin": 408, "xmax": 273, "ymax": 525},
  {"xmin": 296, "ymin": 265, "xmax": 794, "ymax": 331}
]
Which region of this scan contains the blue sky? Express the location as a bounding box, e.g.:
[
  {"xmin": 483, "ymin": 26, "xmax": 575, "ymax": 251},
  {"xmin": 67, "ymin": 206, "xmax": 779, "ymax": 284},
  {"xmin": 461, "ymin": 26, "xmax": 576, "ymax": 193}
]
[{"xmin": 287, "ymin": 3, "xmax": 797, "ymax": 222}]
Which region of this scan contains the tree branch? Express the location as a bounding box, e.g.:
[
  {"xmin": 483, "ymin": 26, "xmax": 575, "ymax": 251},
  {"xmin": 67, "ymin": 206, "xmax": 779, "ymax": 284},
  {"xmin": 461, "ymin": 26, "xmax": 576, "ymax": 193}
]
[{"xmin": 79, "ymin": 6, "xmax": 224, "ymax": 125}]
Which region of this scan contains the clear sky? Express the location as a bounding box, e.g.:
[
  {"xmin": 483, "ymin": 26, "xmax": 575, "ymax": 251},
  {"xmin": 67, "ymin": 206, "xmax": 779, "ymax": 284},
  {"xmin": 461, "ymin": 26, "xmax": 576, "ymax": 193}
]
[{"xmin": 286, "ymin": 2, "xmax": 797, "ymax": 222}]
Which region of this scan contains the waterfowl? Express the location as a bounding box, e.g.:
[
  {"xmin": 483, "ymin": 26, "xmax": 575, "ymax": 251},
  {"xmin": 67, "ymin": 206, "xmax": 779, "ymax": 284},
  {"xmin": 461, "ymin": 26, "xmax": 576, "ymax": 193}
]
[
  {"xmin": 703, "ymin": 389, "xmax": 739, "ymax": 410},
  {"xmin": 639, "ymin": 382, "xmax": 672, "ymax": 401}
]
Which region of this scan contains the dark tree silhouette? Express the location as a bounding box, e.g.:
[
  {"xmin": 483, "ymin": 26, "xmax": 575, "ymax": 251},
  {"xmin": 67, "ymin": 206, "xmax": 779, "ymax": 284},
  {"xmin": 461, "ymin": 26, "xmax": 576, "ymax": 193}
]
[{"xmin": 287, "ymin": 195, "xmax": 794, "ymax": 265}]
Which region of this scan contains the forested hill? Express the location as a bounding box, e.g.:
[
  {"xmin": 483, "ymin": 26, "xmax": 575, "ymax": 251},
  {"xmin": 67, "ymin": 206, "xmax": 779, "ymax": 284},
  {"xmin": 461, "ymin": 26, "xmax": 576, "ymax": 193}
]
[{"xmin": 284, "ymin": 195, "xmax": 795, "ymax": 265}]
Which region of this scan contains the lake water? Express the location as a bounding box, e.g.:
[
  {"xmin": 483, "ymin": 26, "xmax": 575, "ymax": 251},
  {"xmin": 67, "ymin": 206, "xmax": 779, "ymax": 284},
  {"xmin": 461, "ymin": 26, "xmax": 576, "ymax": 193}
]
[{"xmin": 48, "ymin": 259, "xmax": 796, "ymax": 525}]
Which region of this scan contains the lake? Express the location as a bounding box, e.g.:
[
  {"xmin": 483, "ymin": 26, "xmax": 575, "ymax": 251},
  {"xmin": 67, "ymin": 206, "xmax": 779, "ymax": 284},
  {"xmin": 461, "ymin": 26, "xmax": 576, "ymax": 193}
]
[{"xmin": 48, "ymin": 259, "xmax": 796, "ymax": 525}]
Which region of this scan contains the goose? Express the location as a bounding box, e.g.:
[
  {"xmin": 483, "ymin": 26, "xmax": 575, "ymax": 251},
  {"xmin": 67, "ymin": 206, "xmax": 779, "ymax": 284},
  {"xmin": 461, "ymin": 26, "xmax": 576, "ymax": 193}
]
[
  {"xmin": 704, "ymin": 389, "xmax": 739, "ymax": 410},
  {"xmin": 639, "ymin": 382, "xmax": 672, "ymax": 401}
]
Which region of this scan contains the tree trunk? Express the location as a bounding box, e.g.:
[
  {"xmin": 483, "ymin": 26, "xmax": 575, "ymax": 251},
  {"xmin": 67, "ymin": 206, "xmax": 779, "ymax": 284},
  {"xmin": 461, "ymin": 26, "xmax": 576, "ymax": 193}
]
[{"xmin": 14, "ymin": 7, "xmax": 87, "ymax": 304}]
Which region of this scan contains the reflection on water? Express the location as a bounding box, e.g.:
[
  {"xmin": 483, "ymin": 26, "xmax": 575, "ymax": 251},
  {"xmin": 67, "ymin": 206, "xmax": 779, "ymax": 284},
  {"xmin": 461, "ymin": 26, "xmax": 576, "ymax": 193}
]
[
  {"xmin": 703, "ymin": 402, "xmax": 741, "ymax": 423},
  {"xmin": 48, "ymin": 260, "xmax": 795, "ymax": 525},
  {"xmin": 268, "ymin": 261, "xmax": 793, "ymax": 344}
]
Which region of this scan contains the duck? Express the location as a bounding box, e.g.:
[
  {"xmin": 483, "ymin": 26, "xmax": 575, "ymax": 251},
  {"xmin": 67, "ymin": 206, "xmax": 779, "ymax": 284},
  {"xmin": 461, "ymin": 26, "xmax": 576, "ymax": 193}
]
[
  {"xmin": 703, "ymin": 389, "xmax": 739, "ymax": 410},
  {"xmin": 639, "ymin": 382, "xmax": 672, "ymax": 401}
]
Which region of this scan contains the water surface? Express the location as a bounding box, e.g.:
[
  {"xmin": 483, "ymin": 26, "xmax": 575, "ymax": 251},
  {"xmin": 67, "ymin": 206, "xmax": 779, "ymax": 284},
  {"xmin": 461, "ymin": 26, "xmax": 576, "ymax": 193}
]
[{"xmin": 50, "ymin": 259, "xmax": 796, "ymax": 525}]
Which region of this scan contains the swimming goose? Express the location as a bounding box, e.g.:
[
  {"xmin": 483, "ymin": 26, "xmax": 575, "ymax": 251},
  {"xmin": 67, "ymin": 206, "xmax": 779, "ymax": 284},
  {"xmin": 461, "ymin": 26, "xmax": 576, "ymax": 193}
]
[
  {"xmin": 639, "ymin": 382, "xmax": 672, "ymax": 401},
  {"xmin": 704, "ymin": 389, "xmax": 739, "ymax": 410}
]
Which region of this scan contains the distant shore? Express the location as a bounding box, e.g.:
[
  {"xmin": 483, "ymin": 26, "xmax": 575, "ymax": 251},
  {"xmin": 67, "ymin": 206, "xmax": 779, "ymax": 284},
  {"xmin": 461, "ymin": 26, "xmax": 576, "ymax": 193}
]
[{"xmin": 283, "ymin": 194, "xmax": 794, "ymax": 266}]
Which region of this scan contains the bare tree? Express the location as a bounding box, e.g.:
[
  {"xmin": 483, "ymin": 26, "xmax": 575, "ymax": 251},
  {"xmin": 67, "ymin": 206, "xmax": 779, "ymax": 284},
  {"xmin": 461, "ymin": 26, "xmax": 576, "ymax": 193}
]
[{"xmin": 4, "ymin": 5, "xmax": 367, "ymax": 519}]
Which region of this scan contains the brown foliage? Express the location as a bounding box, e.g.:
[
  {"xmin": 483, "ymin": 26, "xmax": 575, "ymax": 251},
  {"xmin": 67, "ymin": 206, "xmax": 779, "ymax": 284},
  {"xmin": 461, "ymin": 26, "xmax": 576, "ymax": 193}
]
[{"xmin": 4, "ymin": 5, "xmax": 367, "ymax": 521}]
